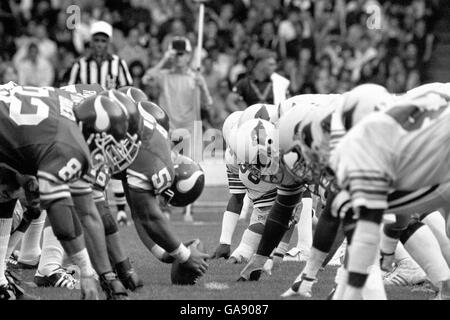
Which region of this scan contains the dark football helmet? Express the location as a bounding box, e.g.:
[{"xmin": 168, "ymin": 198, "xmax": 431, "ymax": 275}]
[
  {"xmin": 162, "ymin": 153, "xmax": 205, "ymax": 207},
  {"xmin": 138, "ymin": 101, "xmax": 170, "ymax": 132},
  {"xmin": 118, "ymin": 86, "xmax": 148, "ymax": 104},
  {"xmin": 74, "ymin": 95, "xmax": 133, "ymax": 175},
  {"xmin": 99, "ymin": 89, "xmax": 144, "ymax": 177}
]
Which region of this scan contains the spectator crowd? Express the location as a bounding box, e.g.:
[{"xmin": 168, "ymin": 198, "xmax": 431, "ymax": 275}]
[{"xmin": 0, "ymin": 0, "xmax": 441, "ymax": 129}]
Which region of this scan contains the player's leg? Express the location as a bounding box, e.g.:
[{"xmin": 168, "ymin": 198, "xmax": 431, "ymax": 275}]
[
  {"xmin": 229, "ymin": 205, "xmax": 269, "ymax": 263},
  {"xmin": 16, "ymin": 207, "xmax": 46, "ymax": 268},
  {"xmin": 94, "ymin": 190, "xmax": 142, "ymax": 291},
  {"xmin": 396, "ymin": 220, "xmax": 450, "ymax": 297},
  {"xmin": 0, "ymin": 200, "xmax": 17, "ymax": 298},
  {"xmin": 282, "ymin": 191, "xmax": 342, "ymax": 298},
  {"xmin": 420, "ymin": 211, "xmax": 450, "ymax": 267},
  {"xmin": 342, "ymin": 207, "xmax": 384, "ymax": 300},
  {"xmin": 285, "ymin": 193, "xmax": 313, "ymax": 261},
  {"xmin": 109, "ymin": 179, "xmax": 129, "ymax": 226},
  {"xmin": 34, "ymin": 217, "xmax": 78, "ymax": 289},
  {"xmin": 239, "ymin": 186, "xmax": 303, "ymax": 281},
  {"xmin": 379, "ymin": 214, "xmax": 410, "ymax": 272},
  {"xmin": 6, "ymin": 202, "xmax": 28, "ymax": 263},
  {"xmin": 71, "ymin": 192, "xmax": 128, "ymax": 299}
]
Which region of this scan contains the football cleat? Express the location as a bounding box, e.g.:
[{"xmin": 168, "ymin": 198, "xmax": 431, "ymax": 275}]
[
  {"xmin": 34, "ymin": 268, "xmax": 79, "ymax": 289},
  {"xmin": 99, "ymin": 272, "xmax": 129, "ymax": 300},
  {"xmin": 281, "ymin": 273, "xmax": 317, "ymax": 298},
  {"xmin": 283, "ymin": 247, "xmax": 310, "ymax": 262},
  {"xmin": 237, "ymin": 255, "xmax": 268, "ymax": 282},
  {"xmin": 383, "ymin": 258, "xmax": 427, "ymax": 286}
]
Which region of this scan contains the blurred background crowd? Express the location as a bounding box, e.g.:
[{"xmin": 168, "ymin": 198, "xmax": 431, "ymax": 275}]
[{"xmin": 0, "ymin": 0, "xmax": 442, "ymax": 130}]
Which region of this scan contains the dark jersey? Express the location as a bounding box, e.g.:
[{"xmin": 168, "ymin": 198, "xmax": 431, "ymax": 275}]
[
  {"xmin": 0, "ymin": 84, "xmax": 91, "ymax": 207},
  {"xmin": 126, "ymin": 115, "xmax": 175, "ymax": 195}
]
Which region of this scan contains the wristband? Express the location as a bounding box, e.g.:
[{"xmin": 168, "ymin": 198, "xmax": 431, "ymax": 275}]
[{"xmin": 170, "ymin": 243, "xmax": 191, "ymax": 263}]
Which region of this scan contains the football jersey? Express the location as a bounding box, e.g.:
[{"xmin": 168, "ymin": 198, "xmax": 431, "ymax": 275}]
[
  {"xmin": 0, "ymin": 85, "xmax": 92, "ymax": 207},
  {"xmin": 331, "ymin": 92, "xmax": 450, "ymax": 210},
  {"xmin": 126, "ymin": 116, "xmax": 174, "ymax": 195}
]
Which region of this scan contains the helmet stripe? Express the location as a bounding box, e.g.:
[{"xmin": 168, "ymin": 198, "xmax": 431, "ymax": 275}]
[{"xmin": 94, "ymin": 97, "xmax": 111, "ymax": 131}]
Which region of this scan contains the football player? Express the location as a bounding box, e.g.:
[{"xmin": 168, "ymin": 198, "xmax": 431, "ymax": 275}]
[
  {"xmin": 283, "ymin": 84, "xmax": 450, "ymax": 299},
  {"xmin": 88, "ymin": 87, "xmax": 210, "ymax": 278},
  {"xmin": 0, "ymin": 83, "xmax": 133, "ymax": 299}
]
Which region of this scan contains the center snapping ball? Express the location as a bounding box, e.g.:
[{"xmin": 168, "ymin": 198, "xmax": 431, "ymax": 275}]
[{"xmin": 171, "ymin": 239, "xmax": 206, "ymax": 285}]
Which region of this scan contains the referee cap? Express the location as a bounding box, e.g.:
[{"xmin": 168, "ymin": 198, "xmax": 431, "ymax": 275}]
[{"xmin": 90, "ymin": 21, "xmax": 113, "ymax": 39}]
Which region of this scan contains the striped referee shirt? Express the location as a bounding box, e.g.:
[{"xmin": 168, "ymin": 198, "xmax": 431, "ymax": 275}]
[{"xmin": 68, "ymin": 54, "xmax": 133, "ymax": 89}]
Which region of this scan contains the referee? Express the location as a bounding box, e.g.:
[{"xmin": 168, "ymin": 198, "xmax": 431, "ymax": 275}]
[
  {"xmin": 68, "ymin": 20, "xmax": 133, "ymax": 225},
  {"xmin": 68, "ymin": 21, "xmax": 133, "ymax": 89}
]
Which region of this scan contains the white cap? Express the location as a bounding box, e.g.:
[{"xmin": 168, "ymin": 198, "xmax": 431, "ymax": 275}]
[{"xmin": 90, "ymin": 21, "xmax": 113, "ymax": 39}]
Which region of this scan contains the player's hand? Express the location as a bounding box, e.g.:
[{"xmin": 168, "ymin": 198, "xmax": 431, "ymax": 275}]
[
  {"xmin": 210, "ymin": 244, "xmax": 231, "ymax": 260},
  {"xmin": 182, "ymin": 241, "xmax": 209, "ymax": 276},
  {"xmin": 80, "ymin": 275, "xmax": 99, "ymax": 300}
]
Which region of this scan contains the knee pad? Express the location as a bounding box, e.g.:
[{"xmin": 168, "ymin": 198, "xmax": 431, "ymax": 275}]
[
  {"xmin": 51, "ymin": 202, "xmax": 83, "ymax": 242},
  {"xmin": 102, "ymin": 212, "xmax": 119, "ymax": 236},
  {"xmin": 249, "ymin": 206, "xmax": 269, "ymax": 226},
  {"xmin": 267, "ymin": 200, "xmax": 293, "ymax": 230},
  {"xmin": 400, "ymin": 221, "xmax": 424, "ymax": 244}
]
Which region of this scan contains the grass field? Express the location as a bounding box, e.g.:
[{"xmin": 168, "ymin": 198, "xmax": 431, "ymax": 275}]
[{"xmin": 13, "ymin": 187, "xmax": 435, "ymax": 300}]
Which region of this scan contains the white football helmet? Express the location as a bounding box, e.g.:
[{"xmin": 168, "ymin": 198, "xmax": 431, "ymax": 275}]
[
  {"xmin": 297, "ymin": 104, "xmax": 336, "ymax": 186},
  {"xmin": 233, "ymin": 119, "xmax": 279, "ymax": 176},
  {"xmin": 338, "ymin": 84, "xmax": 393, "ymax": 131},
  {"xmin": 222, "ymin": 111, "xmax": 243, "ymax": 146},
  {"xmin": 277, "ymin": 103, "xmax": 318, "ymax": 184},
  {"xmin": 237, "ymin": 103, "xmax": 277, "ymax": 127}
]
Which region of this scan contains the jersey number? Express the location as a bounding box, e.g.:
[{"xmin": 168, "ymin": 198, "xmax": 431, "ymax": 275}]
[
  {"xmin": 152, "ymin": 167, "xmax": 172, "ymax": 193},
  {"xmin": 58, "ymin": 158, "xmax": 82, "ymax": 182},
  {"xmin": 240, "ymin": 165, "xmax": 260, "ymax": 184},
  {"xmin": 9, "ymin": 87, "xmax": 50, "ymax": 126}
]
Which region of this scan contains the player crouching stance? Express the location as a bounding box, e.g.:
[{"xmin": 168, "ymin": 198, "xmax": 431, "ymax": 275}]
[{"xmin": 0, "ymin": 83, "xmax": 135, "ymax": 299}]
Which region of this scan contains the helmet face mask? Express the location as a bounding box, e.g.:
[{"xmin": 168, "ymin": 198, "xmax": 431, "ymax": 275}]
[{"xmin": 87, "ymin": 132, "xmax": 140, "ymax": 175}]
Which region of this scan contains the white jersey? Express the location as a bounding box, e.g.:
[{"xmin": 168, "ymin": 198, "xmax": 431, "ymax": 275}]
[{"xmin": 330, "ymin": 92, "xmax": 450, "ymax": 210}]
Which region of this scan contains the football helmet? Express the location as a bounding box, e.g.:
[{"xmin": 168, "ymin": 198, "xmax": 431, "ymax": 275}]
[
  {"xmin": 277, "ymin": 103, "xmax": 318, "ymax": 184},
  {"xmin": 338, "ymin": 84, "xmax": 393, "ymax": 131},
  {"xmin": 237, "ymin": 103, "xmax": 277, "ymax": 127},
  {"xmin": 138, "ymin": 101, "xmax": 170, "ymax": 132},
  {"xmin": 222, "ymin": 111, "xmax": 243, "ymax": 146},
  {"xmin": 118, "ymin": 86, "xmax": 149, "ymax": 104},
  {"xmin": 233, "ymin": 119, "xmax": 279, "ymax": 176},
  {"xmin": 74, "ymin": 95, "xmax": 133, "ymax": 175},
  {"xmin": 99, "ymin": 90, "xmax": 144, "ymax": 173},
  {"xmin": 162, "ymin": 153, "xmax": 205, "ymax": 207},
  {"xmin": 297, "ymin": 105, "xmax": 336, "ymax": 186}
]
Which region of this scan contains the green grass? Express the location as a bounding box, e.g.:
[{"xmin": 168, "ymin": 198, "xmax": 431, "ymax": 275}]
[{"xmin": 15, "ymin": 196, "xmax": 435, "ymax": 300}]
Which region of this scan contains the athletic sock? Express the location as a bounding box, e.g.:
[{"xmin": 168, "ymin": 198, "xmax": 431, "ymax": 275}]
[
  {"xmin": 0, "ymin": 218, "xmax": 13, "ymax": 286},
  {"xmin": 296, "ymin": 197, "xmax": 313, "ymax": 253},
  {"xmin": 37, "ymin": 226, "xmax": 65, "ymax": 276},
  {"xmin": 421, "ymin": 211, "xmax": 450, "ymax": 267},
  {"xmin": 303, "ymin": 248, "xmax": 328, "ymax": 279},
  {"xmin": 219, "ymin": 211, "xmax": 240, "ymax": 245},
  {"xmin": 18, "ymin": 210, "xmax": 46, "ymax": 265},
  {"xmin": 402, "ymin": 222, "xmax": 450, "ymax": 286},
  {"xmin": 231, "ymin": 229, "xmax": 262, "ymax": 261}
]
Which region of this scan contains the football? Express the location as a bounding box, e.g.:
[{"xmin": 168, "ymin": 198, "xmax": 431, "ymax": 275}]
[{"xmin": 171, "ymin": 239, "xmax": 206, "ymax": 285}]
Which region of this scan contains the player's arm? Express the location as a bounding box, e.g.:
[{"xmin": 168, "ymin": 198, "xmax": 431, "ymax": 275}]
[
  {"xmin": 124, "ymin": 177, "xmax": 208, "ymax": 275},
  {"xmin": 211, "ymin": 165, "xmax": 246, "ymax": 259}
]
